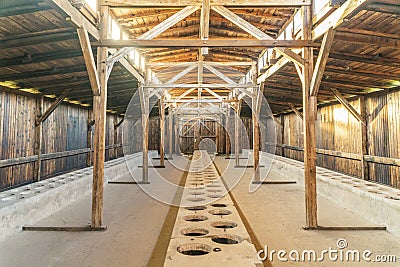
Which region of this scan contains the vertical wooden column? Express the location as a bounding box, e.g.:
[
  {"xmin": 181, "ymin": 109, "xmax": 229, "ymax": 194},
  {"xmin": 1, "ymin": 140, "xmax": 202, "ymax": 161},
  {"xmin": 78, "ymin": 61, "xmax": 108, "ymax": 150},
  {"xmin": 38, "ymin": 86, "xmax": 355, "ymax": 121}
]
[
  {"xmin": 175, "ymin": 117, "xmax": 180, "ymax": 154},
  {"xmin": 234, "ymin": 99, "xmax": 240, "ymax": 166},
  {"xmin": 280, "ymin": 114, "xmax": 285, "ymax": 157},
  {"xmin": 252, "ymin": 63, "xmax": 260, "ymax": 182},
  {"xmin": 159, "ymin": 100, "xmax": 165, "ymax": 166},
  {"xmin": 168, "ymin": 113, "xmax": 173, "ymax": 158},
  {"xmin": 34, "ymin": 96, "xmax": 44, "ymax": 182},
  {"xmin": 252, "ymin": 98, "xmax": 260, "ymax": 181},
  {"xmin": 91, "ymin": 5, "xmax": 109, "ymax": 228},
  {"xmin": 215, "ymin": 116, "xmax": 219, "ymax": 154},
  {"xmin": 113, "ymin": 115, "xmax": 118, "ymax": 159},
  {"xmin": 302, "ymin": 5, "xmax": 318, "ymax": 228},
  {"xmin": 86, "ymin": 111, "xmax": 94, "ymax": 166},
  {"xmin": 140, "ymin": 84, "xmax": 149, "ymax": 182},
  {"xmin": 225, "ymin": 109, "xmax": 230, "ymax": 158},
  {"xmin": 360, "ymin": 96, "xmax": 369, "ymax": 180}
]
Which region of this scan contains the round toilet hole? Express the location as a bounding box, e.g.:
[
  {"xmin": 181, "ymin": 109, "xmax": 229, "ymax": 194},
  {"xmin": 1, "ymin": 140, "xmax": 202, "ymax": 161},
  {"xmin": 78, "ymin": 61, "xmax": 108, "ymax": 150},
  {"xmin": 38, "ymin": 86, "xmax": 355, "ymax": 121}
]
[
  {"xmin": 211, "ymin": 234, "xmax": 241, "ymax": 245},
  {"xmin": 190, "ymin": 192, "xmax": 205, "ymax": 196},
  {"xmin": 211, "ymin": 203, "xmax": 227, "ymax": 208},
  {"xmin": 207, "ymin": 189, "xmax": 223, "ymax": 193},
  {"xmin": 185, "ymin": 206, "xmax": 207, "ymax": 211},
  {"xmin": 181, "ymin": 228, "xmax": 209, "ymax": 236},
  {"xmin": 177, "ymin": 243, "xmax": 211, "ymax": 256},
  {"xmin": 211, "ymin": 220, "xmax": 237, "ymax": 229},
  {"xmin": 207, "ymin": 194, "xmax": 223, "ymax": 199},
  {"xmin": 208, "ymin": 209, "xmax": 232, "ymax": 216},
  {"xmin": 187, "ymin": 197, "xmax": 206, "ymax": 202},
  {"xmin": 206, "ymin": 184, "xmax": 221, "ymax": 188},
  {"xmin": 184, "ymin": 215, "xmax": 208, "ymax": 222},
  {"xmin": 385, "ymin": 196, "xmax": 400, "ymax": 201}
]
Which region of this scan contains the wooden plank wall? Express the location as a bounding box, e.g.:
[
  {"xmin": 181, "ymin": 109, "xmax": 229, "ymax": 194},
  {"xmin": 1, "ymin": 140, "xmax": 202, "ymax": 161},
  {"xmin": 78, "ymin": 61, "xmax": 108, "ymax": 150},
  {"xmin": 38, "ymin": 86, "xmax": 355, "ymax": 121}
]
[
  {"xmin": 277, "ymin": 90, "xmax": 400, "ymax": 188},
  {"xmin": 0, "ymin": 90, "xmax": 123, "ymax": 190},
  {"xmin": 174, "ymin": 118, "xmax": 253, "ymax": 154},
  {"xmin": 0, "ymin": 91, "xmax": 36, "ymax": 188},
  {"xmin": 282, "ymin": 113, "xmax": 304, "ymax": 161}
]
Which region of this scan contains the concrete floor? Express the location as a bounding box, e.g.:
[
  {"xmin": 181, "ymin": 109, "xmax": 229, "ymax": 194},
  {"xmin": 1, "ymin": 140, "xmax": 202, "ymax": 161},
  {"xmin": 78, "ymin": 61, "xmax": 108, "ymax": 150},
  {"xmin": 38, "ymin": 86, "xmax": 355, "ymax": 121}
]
[
  {"xmin": 0, "ymin": 156, "xmax": 399, "ymax": 267},
  {"xmin": 215, "ymin": 157, "xmax": 400, "ymax": 267}
]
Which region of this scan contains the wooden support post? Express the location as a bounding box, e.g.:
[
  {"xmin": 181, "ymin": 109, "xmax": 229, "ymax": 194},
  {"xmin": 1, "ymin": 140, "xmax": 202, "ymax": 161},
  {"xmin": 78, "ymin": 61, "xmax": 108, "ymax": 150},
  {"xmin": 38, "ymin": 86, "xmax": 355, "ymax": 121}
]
[
  {"xmin": 33, "ymin": 96, "xmax": 44, "ymax": 182},
  {"xmin": 159, "ymin": 100, "xmax": 165, "ymax": 166},
  {"xmin": 360, "ymin": 96, "xmax": 369, "ymax": 180},
  {"xmin": 175, "ymin": 117, "xmax": 179, "ymax": 153},
  {"xmin": 139, "ymin": 83, "xmax": 150, "ymax": 182},
  {"xmin": 234, "ymin": 99, "xmax": 241, "ymax": 166},
  {"xmin": 113, "ymin": 116, "xmax": 119, "ymax": 159},
  {"xmin": 86, "ymin": 113, "xmax": 94, "ymax": 166},
  {"xmin": 252, "ymin": 63, "xmax": 260, "ymax": 182},
  {"xmin": 194, "ymin": 119, "xmax": 200, "ymax": 150},
  {"xmin": 280, "ymin": 115, "xmax": 285, "ymax": 157},
  {"xmin": 302, "ymin": 5, "xmax": 318, "ymax": 229},
  {"xmin": 168, "ymin": 113, "xmax": 173, "ymax": 158},
  {"xmin": 225, "ymin": 109, "xmax": 230, "ymax": 158},
  {"xmin": 91, "ymin": 5, "xmax": 108, "ymax": 228}
]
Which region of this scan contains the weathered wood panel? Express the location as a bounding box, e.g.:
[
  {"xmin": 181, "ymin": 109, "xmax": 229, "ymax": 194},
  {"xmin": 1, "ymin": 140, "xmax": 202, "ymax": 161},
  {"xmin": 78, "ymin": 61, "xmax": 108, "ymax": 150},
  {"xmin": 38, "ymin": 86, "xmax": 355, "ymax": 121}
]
[
  {"xmin": 0, "ymin": 90, "xmax": 124, "ymax": 190},
  {"xmin": 280, "ymin": 90, "xmax": 400, "ymax": 188}
]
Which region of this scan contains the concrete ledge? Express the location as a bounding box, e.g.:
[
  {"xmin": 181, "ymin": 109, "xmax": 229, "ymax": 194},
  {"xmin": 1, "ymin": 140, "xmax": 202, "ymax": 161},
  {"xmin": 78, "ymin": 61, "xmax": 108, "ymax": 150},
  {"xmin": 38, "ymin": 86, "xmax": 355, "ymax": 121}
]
[
  {"xmin": 269, "ymin": 153, "xmax": 400, "ymax": 237},
  {"xmin": 0, "ymin": 151, "xmax": 157, "ymax": 241}
]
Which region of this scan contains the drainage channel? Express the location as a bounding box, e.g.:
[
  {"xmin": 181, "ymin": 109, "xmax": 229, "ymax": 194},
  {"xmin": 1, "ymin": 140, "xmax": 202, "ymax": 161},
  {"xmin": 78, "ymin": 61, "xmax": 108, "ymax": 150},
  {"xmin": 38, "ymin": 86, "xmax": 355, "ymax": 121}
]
[{"xmin": 164, "ymin": 150, "xmax": 262, "ymax": 267}]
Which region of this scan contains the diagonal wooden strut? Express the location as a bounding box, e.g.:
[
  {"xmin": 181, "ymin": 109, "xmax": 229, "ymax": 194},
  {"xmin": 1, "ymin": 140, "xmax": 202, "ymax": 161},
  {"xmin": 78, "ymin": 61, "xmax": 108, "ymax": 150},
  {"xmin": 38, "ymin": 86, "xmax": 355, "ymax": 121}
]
[
  {"xmin": 310, "ymin": 27, "xmax": 335, "ymax": 96},
  {"xmin": 330, "ymin": 88, "xmax": 366, "ymax": 125},
  {"xmin": 288, "ymin": 102, "xmax": 303, "ymax": 120},
  {"xmin": 35, "ymin": 89, "xmax": 71, "ymax": 126},
  {"xmin": 77, "ymin": 27, "xmax": 100, "ymax": 96}
]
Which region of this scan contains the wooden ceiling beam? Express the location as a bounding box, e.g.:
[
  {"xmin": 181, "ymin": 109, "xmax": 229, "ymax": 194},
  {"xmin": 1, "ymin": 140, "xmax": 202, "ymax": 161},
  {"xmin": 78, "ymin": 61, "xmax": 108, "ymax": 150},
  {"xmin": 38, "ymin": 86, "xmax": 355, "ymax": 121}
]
[
  {"xmin": 0, "ymin": 29, "xmax": 77, "ymax": 50},
  {"xmin": 121, "ymin": 16, "xmax": 281, "ymax": 32},
  {"xmin": 326, "ymin": 51, "xmax": 400, "ymax": 67},
  {"xmin": 365, "ymin": 3, "xmax": 400, "ymax": 14},
  {"xmin": 324, "ymin": 66, "xmax": 398, "ymax": 81},
  {"xmin": 0, "ymin": 2, "xmax": 52, "ymax": 17},
  {"xmin": 0, "ymin": 50, "xmax": 83, "ymax": 68},
  {"xmin": 335, "ymin": 31, "xmax": 400, "ymax": 49},
  {"xmin": 98, "ymin": 39, "xmax": 316, "ymax": 48},
  {"xmin": 100, "ymin": 0, "xmax": 311, "ymax": 7},
  {"xmin": 227, "ymin": 9, "xmax": 291, "ymax": 20},
  {"xmin": 0, "ymin": 66, "xmax": 87, "ymax": 81}
]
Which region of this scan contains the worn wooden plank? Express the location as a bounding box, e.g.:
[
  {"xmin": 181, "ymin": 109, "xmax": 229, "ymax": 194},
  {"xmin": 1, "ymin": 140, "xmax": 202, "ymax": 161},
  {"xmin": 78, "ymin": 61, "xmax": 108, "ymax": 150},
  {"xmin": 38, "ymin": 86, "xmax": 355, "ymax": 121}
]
[
  {"xmin": 33, "ymin": 96, "xmax": 43, "ymax": 182},
  {"xmin": 77, "ymin": 27, "xmax": 100, "ymax": 96},
  {"xmin": 302, "ymin": 5, "xmax": 318, "ymax": 228},
  {"xmin": 91, "ymin": 5, "xmax": 109, "ymax": 228},
  {"xmin": 310, "ymin": 27, "xmax": 335, "ymax": 96},
  {"xmin": 159, "ymin": 101, "xmax": 165, "ymax": 167}
]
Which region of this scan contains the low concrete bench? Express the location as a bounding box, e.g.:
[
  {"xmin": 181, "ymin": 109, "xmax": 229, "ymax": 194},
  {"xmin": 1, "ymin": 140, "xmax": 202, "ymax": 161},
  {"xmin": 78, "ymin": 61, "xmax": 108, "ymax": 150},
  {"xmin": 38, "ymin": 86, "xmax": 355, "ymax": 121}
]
[
  {"xmin": 270, "ymin": 154, "xmax": 400, "ymax": 237},
  {"xmin": 0, "ymin": 151, "xmax": 157, "ymax": 241}
]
